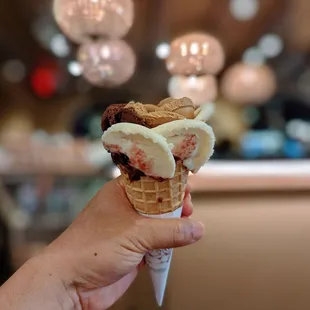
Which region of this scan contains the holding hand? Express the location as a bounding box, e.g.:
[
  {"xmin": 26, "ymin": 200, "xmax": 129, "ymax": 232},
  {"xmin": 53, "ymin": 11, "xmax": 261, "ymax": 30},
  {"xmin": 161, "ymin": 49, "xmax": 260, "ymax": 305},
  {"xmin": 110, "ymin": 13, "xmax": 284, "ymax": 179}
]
[{"xmin": 0, "ymin": 178, "xmax": 204, "ymax": 310}]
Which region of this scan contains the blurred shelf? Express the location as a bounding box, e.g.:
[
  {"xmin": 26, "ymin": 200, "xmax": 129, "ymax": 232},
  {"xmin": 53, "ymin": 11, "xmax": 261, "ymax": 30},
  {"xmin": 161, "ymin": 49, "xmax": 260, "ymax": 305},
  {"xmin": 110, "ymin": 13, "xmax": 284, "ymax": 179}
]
[
  {"xmin": 0, "ymin": 138, "xmax": 113, "ymax": 177},
  {"xmin": 189, "ymin": 160, "xmax": 310, "ymax": 192},
  {"xmin": 1, "ymin": 137, "xmax": 309, "ymax": 192}
]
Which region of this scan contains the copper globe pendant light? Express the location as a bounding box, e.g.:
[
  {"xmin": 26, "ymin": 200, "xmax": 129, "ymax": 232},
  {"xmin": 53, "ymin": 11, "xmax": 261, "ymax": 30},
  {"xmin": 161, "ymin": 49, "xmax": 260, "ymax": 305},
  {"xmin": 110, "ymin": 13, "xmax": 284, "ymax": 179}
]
[
  {"xmin": 168, "ymin": 75, "xmax": 218, "ymax": 106},
  {"xmin": 164, "ymin": 31, "xmax": 225, "ymax": 122},
  {"xmin": 53, "ymin": 0, "xmax": 134, "ymax": 43},
  {"xmin": 53, "ymin": 0, "xmax": 136, "ymax": 88},
  {"xmin": 221, "ymin": 62, "xmax": 277, "ymax": 106},
  {"xmin": 76, "ymin": 38, "xmax": 136, "ymax": 88},
  {"xmin": 166, "ymin": 32, "xmax": 225, "ymax": 77}
]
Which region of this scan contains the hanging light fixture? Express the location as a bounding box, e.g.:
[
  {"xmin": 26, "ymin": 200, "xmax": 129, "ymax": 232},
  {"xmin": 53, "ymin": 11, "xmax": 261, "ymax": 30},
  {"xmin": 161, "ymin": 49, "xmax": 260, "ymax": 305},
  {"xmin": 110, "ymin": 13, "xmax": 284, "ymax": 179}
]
[
  {"xmin": 53, "ymin": 0, "xmax": 134, "ymax": 44},
  {"xmin": 168, "ymin": 75, "xmax": 218, "ymax": 106},
  {"xmin": 166, "ymin": 32, "xmax": 225, "ymax": 76},
  {"xmin": 52, "ymin": 0, "xmax": 136, "ymax": 88},
  {"xmin": 163, "ymin": 31, "xmax": 225, "ymax": 116},
  {"xmin": 77, "ymin": 39, "xmax": 136, "ymax": 87},
  {"xmin": 221, "ymin": 62, "xmax": 277, "ymax": 105}
]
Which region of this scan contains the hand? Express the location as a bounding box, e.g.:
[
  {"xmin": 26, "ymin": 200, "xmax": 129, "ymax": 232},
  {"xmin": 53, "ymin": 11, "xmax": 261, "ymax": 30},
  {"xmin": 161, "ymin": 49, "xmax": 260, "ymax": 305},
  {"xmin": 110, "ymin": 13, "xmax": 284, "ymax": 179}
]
[{"xmin": 2, "ymin": 178, "xmax": 204, "ymax": 310}]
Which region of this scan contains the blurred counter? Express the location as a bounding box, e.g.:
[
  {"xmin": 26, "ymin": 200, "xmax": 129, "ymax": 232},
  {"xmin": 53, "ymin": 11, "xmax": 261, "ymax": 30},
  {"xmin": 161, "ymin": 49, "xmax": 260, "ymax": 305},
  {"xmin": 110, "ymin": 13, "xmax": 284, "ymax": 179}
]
[{"xmin": 189, "ymin": 160, "xmax": 310, "ymax": 192}]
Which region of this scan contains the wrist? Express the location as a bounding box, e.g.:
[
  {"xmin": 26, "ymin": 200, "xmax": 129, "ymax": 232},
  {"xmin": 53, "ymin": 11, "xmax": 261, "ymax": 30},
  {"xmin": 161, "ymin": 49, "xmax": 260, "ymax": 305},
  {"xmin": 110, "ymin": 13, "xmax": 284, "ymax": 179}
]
[
  {"xmin": 28, "ymin": 253, "xmax": 81, "ymax": 310},
  {"xmin": 0, "ymin": 253, "xmax": 79, "ymax": 310}
]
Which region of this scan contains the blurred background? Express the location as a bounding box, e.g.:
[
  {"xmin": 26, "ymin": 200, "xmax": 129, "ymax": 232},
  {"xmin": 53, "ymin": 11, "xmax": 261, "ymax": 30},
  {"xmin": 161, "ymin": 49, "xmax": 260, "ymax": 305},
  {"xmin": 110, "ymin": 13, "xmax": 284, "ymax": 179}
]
[{"xmin": 1, "ymin": 0, "xmax": 310, "ymax": 309}]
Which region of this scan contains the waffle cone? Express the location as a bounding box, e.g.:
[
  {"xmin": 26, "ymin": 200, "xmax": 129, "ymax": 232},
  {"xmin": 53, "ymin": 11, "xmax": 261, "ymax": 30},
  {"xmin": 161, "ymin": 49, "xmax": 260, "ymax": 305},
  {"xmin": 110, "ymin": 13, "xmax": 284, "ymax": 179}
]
[{"xmin": 121, "ymin": 161, "xmax": 189, "ymax": 215}]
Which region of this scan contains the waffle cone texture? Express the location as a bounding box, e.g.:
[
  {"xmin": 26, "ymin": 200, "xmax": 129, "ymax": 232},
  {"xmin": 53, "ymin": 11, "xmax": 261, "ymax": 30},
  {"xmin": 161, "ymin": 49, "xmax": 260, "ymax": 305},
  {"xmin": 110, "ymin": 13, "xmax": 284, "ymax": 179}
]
[{"xmin": 121, "ymin": 161, "xmax": 189, "ymax": 215}]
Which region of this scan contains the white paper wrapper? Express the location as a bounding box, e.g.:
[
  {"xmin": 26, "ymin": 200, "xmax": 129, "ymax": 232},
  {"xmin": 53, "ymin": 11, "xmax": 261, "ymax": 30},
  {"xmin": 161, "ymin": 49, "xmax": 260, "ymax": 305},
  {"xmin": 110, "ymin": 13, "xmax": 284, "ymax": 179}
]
[{"xmin": 138, "ymin": 206, "xmax": 183, "ymax": 306}]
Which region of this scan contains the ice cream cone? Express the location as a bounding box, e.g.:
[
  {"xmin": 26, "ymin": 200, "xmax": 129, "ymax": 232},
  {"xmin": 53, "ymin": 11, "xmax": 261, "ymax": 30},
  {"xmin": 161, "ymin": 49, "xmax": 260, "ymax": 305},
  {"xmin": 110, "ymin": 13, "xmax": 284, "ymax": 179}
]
[
  {"xmin": 121, "ymin": 161, "xmax": 188, "ymax": 214},
  {"xmin": 101, "ymin": 98, "xmax": 216, "ymax": 307},
  {"xmin": 120, "ymin": 161, "xmax": 188, "ymax": 306}
]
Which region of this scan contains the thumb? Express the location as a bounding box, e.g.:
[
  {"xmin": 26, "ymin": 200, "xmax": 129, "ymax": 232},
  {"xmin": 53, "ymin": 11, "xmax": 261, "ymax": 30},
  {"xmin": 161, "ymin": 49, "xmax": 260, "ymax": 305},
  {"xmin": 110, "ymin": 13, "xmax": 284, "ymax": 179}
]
[{"xmin": 137, "ymin": 218, "xmax": 205, "ymax": 251}]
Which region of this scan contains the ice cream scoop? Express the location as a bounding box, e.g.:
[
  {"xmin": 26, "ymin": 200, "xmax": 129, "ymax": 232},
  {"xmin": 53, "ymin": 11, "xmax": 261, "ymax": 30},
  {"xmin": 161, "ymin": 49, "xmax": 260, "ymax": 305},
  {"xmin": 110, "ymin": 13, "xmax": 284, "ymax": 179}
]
[
  {"xmin": 101, "ymin": 103, "xmax": 126, "ymax": 132},
  {"xmin": 143, "ymin": 104, "xmax": 159, "ymax": 112},
  {"xmin": 102, "ymin": 97, "xmax": 201, "ymax": 133},
  {"xmin": 158, "ymin": 97, "xmax": 195, "ymax": 119},
  {"xmin": 194, "ymin": 102, "xmax": 215, "ymax": 122},
  {"xmin": 102, "ymin": 119, "xmax": 215, "ymax": 177},
  {"xmin": 101, "ymin": 98, "xmax": 216, "ymax": 178},
  {"xmin": 143, "ymin": 111, "xmax": 185, "ymax": 127},
  {"xmin": 153, "ymin": 119, "xmax": 215, "ymax": 173},
  {"xmin": 101, "ymin": 103, "xmax": 150, "ymax": 131},
  {"xmin": 102, "ymin": 123, "xmax": 176, "ymax": 179}
]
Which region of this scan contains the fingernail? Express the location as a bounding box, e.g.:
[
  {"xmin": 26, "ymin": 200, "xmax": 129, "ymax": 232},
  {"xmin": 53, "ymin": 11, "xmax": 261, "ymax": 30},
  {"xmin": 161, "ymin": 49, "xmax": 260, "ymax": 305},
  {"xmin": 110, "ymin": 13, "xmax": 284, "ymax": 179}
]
[{"xmin": 191, "ymin": 221, "xmax": 204, "ymax": 241}]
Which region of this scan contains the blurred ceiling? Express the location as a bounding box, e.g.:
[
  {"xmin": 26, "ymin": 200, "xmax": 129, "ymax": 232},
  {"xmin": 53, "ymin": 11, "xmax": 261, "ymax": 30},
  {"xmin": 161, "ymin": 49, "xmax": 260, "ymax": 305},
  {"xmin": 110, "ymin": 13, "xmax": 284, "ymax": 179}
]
[
  {"xmin": 0, "ymin": 0, "xmax": 310, "ymax": 107},
  {"xmin": 0, "ymin": 0, "xmax": 287, "ymax": 63}
]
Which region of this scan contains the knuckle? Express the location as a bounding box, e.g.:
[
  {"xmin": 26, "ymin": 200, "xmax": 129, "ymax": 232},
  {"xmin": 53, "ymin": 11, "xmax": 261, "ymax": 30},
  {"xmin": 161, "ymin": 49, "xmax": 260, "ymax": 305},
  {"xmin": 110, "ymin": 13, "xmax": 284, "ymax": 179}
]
[
  {"xmin": 122, "ymin": 223, "xmax": 146, "ymax": 253},
  {"xmin": 172, "ymin": 221, "xmax": 187, "ymax": 245},
  {"xmin": 130, "ymin": 218, "xmax": 152, "ymax": 251}
]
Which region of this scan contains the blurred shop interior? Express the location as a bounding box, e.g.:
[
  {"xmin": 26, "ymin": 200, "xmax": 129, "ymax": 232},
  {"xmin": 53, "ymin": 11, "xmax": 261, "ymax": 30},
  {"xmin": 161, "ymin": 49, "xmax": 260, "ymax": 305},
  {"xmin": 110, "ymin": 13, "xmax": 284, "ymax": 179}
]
[{"xmin": 1, "ymin": 1, "xmax": 310, "ymax": 309}]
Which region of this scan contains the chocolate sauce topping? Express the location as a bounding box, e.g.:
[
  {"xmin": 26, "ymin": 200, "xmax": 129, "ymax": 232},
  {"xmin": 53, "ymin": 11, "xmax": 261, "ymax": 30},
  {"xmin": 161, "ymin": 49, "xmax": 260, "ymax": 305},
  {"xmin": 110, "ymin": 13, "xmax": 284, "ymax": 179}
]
[
  {"xmin": 111, "ymin": 153, "xmax": 145, "ymax": 181},
  {"xmin": 111, "ymin": 152, "xmax": 181, "ymax": 182}
]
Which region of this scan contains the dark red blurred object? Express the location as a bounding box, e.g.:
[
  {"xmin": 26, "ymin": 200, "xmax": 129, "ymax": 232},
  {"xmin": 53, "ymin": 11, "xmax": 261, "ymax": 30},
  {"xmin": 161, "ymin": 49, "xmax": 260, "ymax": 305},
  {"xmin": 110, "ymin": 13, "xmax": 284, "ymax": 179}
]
[{"xmin": 30, "ymin": 66, "xmax": 57, "ymax": 98}]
